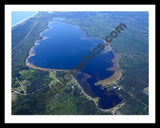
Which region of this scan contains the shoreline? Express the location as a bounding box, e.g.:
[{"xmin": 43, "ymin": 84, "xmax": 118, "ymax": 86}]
[
  {"xmin": 12, "ymin": 12, "xmax": 38, "ymax": 28},
  {"xmin": 72, "ymin": 74, "xmax": 103, "ymax": 111},
  {"xmin": 26, "ymin": 59, "xmax": 69, "ymax": 72},
  {"xmin": 73, "ymin": 73, "xmax": 121, "ymax": 113},
  {"xmin": 25, "ymin": 19, "xmax": 123, "ymax": 112},
  {"xmin": 26, "ymin": 37, "xmax": 69, "ymax": 72},
  {"xmin": 101, "ymin": 39, "xmax": 112, "ymax": 54},
  {"xmin": 95, "ymin": 51, "xmax": 123, "ymax": 85},
  {"xmin": 26, "ymin": 20, "xmax": 112, "ymax": 73},
  {"xmin": 25, "ymin": 20, "xmax": 70, "ymax": 72}
]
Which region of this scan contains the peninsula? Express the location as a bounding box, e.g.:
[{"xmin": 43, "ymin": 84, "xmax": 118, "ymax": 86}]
[{"xmin": 95, "ymin": 51, "xmax": 122, "ymax": 85}]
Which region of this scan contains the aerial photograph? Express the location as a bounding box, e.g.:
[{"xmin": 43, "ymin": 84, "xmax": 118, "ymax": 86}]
[{"xmin": 11, "ymin": 11, "xmax": 149, "ymax": 115}]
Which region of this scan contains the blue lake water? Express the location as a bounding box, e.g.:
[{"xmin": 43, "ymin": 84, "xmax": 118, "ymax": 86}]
[
  {"xmin": 12, "ymin": 11, "xmax": 37, "ymax": 26},
  {"xmin": 28, "ymin": 21, "xmax": 122, "ymax": 109}
]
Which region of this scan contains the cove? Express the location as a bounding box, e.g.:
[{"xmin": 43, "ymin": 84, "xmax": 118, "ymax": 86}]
[{"xmin": 27, "ymin": 20, "xmax": 122, "ymax": 109}]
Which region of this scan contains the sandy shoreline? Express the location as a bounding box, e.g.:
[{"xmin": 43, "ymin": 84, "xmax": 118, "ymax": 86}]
[
  {"xmin": 26, "ymin": 38, "xmax": 122, "ymax": 85},
  {"xmin": 25, "ymin": 19, "xmax": 123, "ymax": 109},
  {"xmin": 25, "ymin": 20, "xmax": 70, "ymax": 72},
  {"xmin": 25, "ymin": 37, "xmax": 69, "ymax": 72},
  {"xmin": 95, "ymin": 51, "xmax": 122, "ymax": 85},
  {"xmin": 95, "ymin": 70, "xmax": 122, "ymax": 85},
  {"xmin": 25, "ymin": 20, "xmax": 113, "ymax": 73},
  {"xmin": 26, "ymin": 59, "xmax": 69, "ymax": 72}
]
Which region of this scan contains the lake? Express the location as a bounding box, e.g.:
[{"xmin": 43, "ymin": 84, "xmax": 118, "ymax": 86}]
[
  {"xmin": 28, "ymin": 20, "xmax": 122, "ymax": 109},
  {"xmin": 12, "ymin": 11, "xmax": 38, "ymax": 26}
]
